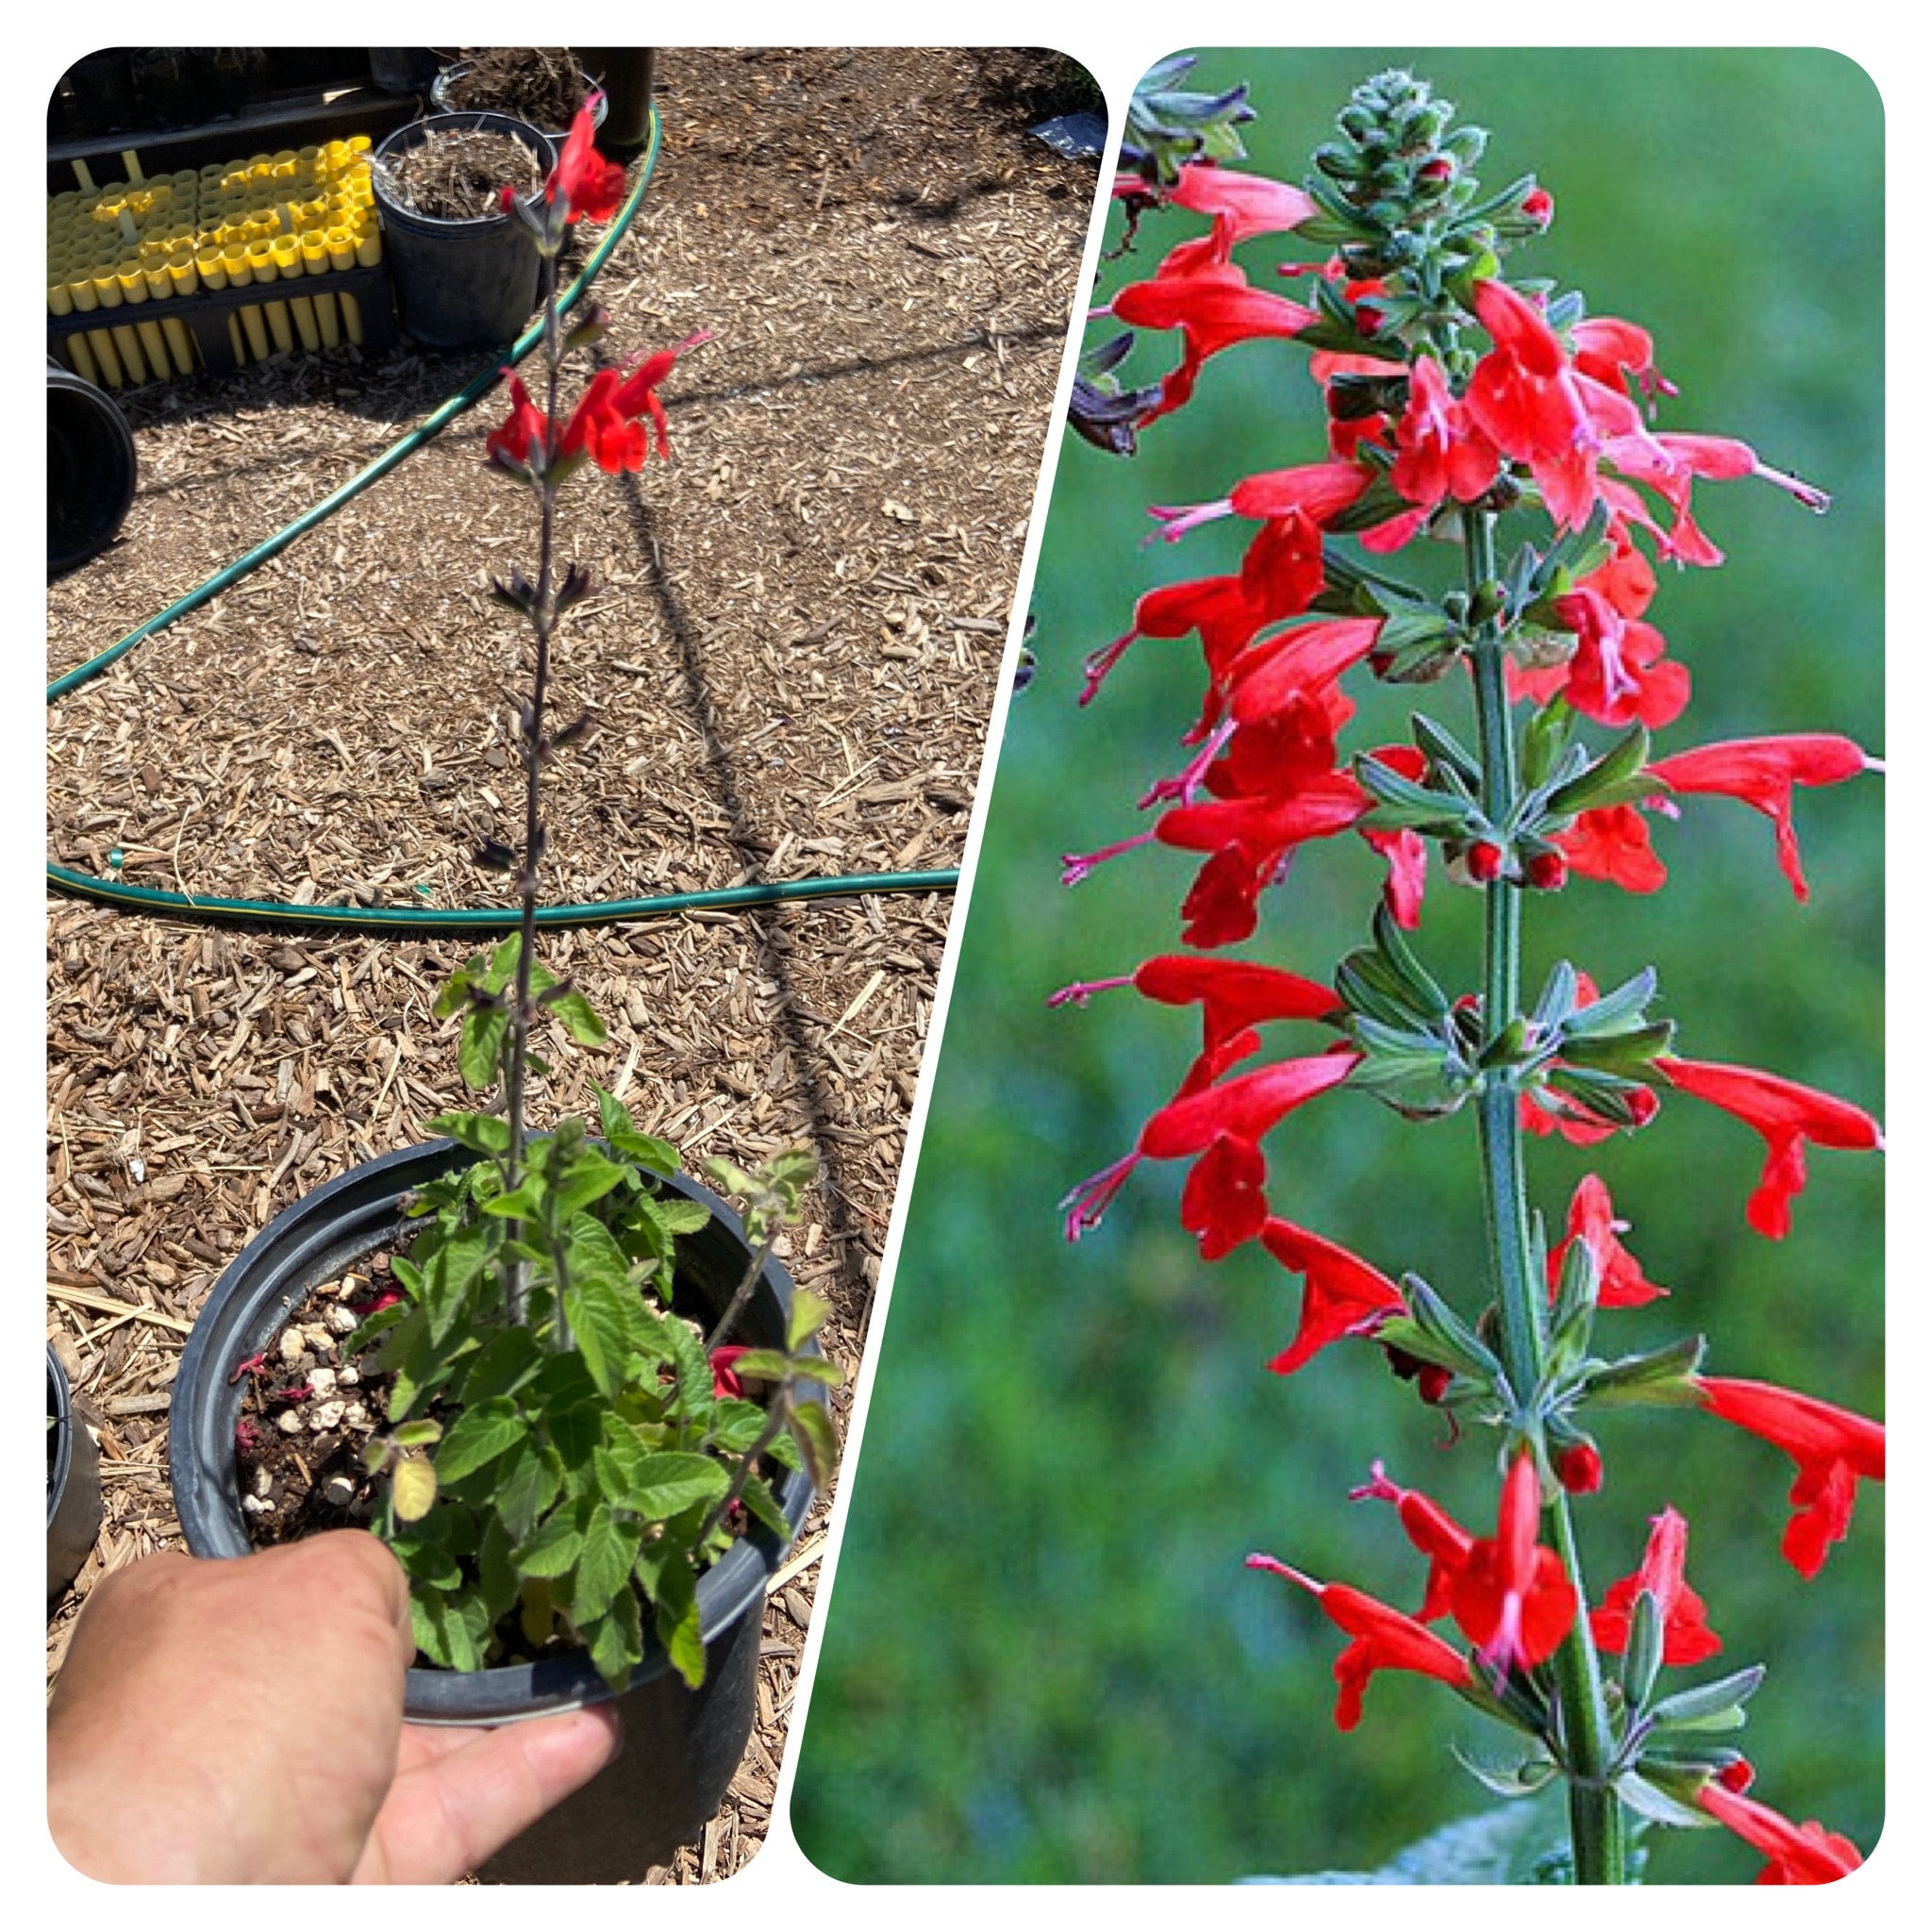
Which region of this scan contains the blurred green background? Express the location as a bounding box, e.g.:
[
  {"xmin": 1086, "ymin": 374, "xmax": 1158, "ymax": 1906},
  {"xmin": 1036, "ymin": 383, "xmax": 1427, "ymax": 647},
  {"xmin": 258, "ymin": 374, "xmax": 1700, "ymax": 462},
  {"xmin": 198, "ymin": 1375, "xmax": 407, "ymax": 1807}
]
[{"xmin": 792, "ymin": 48, "xmax": 1882, "ymax": 1884}]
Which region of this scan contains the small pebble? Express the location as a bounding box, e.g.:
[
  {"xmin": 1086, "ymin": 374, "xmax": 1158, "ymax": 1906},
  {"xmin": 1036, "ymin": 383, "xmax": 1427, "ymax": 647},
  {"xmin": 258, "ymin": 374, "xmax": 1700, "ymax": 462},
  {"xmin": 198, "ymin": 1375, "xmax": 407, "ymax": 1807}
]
[
  {"xmin": 338, "ymin": 1364, "xmax": 360, "ymax": 1388},
  {"xmin": 342, "ymin": 1400, "xmax": 370, "ymax": 1428},
  {"xmin": 302, "ymin": 1323, "xmax": 336, "ymax": 1355},
  {"xmin": 335, "ymin": 1273, "xmax": 369, "ymax": 1301},
  {"xmin": 308, "ymin": 1366, "xmax": 338, "ymax": 1398},
  {"xmin": 322, "ymin": 1474, "xmax": 358, "ymax": 1508},
  {"xmin": 309, "ymin": 1400, "xmax": 347, "ymax": 1433},
  {"xmin": 277, "ymin": 1411, "xmax": 306, "ymax": 1436},
  {"xmin": 325, "ymin": 1304, "xmax": 359, "ymax": 1335},
  {"xmin": 253, "ymin": 1466, "xmax": 273, "ymax": 1498},
  {"xmin": 278, "ymin": 1328, "xmax": 307, "ymax": 1364},
  {"xmin": 242, "ymin": 1493, "xmax": 274, "ymax": 1516}
]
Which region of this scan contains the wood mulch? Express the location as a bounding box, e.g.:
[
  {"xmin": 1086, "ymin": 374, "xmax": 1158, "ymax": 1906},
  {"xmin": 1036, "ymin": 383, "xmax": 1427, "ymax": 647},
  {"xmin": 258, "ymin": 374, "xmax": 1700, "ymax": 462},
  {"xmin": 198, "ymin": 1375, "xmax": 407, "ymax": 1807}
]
[{"xmin": 45, "ymin": 46, "xmax": 1095, "ymax": 1884}]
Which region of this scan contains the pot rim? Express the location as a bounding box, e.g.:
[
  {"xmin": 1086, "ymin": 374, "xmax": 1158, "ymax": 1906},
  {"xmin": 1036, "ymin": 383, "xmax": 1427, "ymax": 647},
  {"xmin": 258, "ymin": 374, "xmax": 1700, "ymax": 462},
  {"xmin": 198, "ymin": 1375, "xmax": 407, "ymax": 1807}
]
[
  {"xmin": 47, "ymin": 1345, "xmax": 73, "ymax": 1524},
  {"xmin": 169, "ymin": 1137, "xmax": 820, "ymax": 1724},
  {"xmin": 371, "ymin": 112, "xmax": 558, "ymax": 229},
  {"xmin": 429, "ymin": 61, "xmax": 608, "ymax": 136}
]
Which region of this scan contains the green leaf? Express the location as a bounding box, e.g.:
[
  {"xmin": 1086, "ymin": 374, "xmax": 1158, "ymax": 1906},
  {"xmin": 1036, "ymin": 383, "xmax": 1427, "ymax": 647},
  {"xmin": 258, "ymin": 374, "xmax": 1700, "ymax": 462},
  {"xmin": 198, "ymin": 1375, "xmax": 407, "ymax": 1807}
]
[
  {"xmin": 391, "ymin": 1418, "xmax": 443, "ymax": 1448},
  {"xmin": 1241, "ymin": 1790, "xmax": 1567, "ymax": 1884},
  {"xmin": 788, "ymin": 1398, "xmax": 840, "ymax": 1490},
  {"xmin": 409, "ymin": 1587, "xmax": 485, "ymax": 1673},
  {"xmin": 787, "ymin": 1289, "xmax": 833, "ymax": 1355},
  {"xmin": 563, "ymin": 1270, "xmax": 637, "ymax": 1400},
  {"xmin": 637, "ymin": 1543, "xmax": 705, "ymax": 1690},
  {"xmin": 1583, "ymin": 1334, "xmax": 1706, "ymax": 1407},
  {"xmin": 546, "ymin": 1400, "xmax": 605, "ymax": 1492},
  {"xmin": 485, "ymin": 932, "xmax": 523, "ymax": 994},
  {"xmin": 514, "ymin": 1510, "xmax": 586, "ymax": 1578},
  {"xmin": 494, "ymin": 1439, "xmax": 562, "ymax": 1544},
  {"xmin": 584, "ymin": 1585, "xmax": 643, "ymax": 1693},
  {"xmin": 431, "ymin": 958, "xmax": 482, "ymax": 1021},
  {"xmin": 571, "ymin": 1504, "xmax": 641, "ymax": 1623},
  {"xmin": 1648, "ymin": 1665, "xmax": 1765, "ymax": 1731},
  {"xmin": 421, "ymin": 1220, "xmax": 493, "ymax": 1347},
  {"xmin": 435, "ymin": 1396, "xmax": 528, "ymax": 1484},
  {"xmin": 1613, "ymin": 1772, "xmax": 1708, "ymax": 1830},
  {"xmin": 654, "ymin": 1198, "xmax": 712, "ymax": 1236},
  {"xmin": 457, "ymin": 1326, "xmax": 544, "ymax": 1406},
  {"xmin": 458, "ymin": 1004, "xmax": 509, "ymax": 1091},
  {"xmin": 620, "ymin": 1452, "xmax": 731, "ymax": 1519},
  {"xmin": 477, "ymin": 1513, "xmax": 520, "ymax": 1622},
  {"xmin": 425, "ymin": 1110, "xmax": 512, "ymax": 1157},
  {"xmin": 545, "ymin": 987, "xmax": 608, "ymax": 1047},
  {"xmin": 341, "ymin": 1299, "xmax": 411, "ymax": 1360},
  {"xmin": 1563, "ymin": 967, "xmax": 1658, "ymax": 1040},
  {"xmin": 390, "ymin": 1525, "xmax": 463, "ymax": 1591},
  {"xmin": 738, "ymin": 1471, "xmax": 792, "ymax": 1540}
]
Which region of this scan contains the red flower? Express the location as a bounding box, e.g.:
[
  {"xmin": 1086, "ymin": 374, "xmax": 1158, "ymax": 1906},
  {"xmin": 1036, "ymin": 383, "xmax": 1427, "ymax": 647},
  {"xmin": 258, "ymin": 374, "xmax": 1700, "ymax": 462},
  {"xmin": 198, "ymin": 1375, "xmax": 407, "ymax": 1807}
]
[
  {"xmin": 1540, "ymin": 590, "xmax": 1689, "ymax": 729},
  {"xmin": 1657, "ymin": 1055, "xmax": 1881, "ymax": 1239},
  {"xmin": 546, "ymin": 97, "xmax": 626, "ymax": 225},
  {"xmin": 1259, "ymin": 1218, "xmax": 1404, "ymax": 1374},
  {"xmin": 1696, "ymin": 1780, "xmax": 1863, "ymax": 1885},
  {"xmin": 1464, "ymin": 278, "xmax": 1602, "ymax": 531},
  {"xmin": 558, "ymin": 331, "xmax": 712, "ymax": 473},
  {"xmin": 1109, "ymin": 248, "xmax": 1315, "ymax": 423},
  {"xmin": 1349, "ymin": 1461, "xmax": 1473, "ymax": 1622},
  {"xmin": 1167, "ymin": 160, "xmax": 1316, "ymax": 245},
  {"xmin": 1572, "ymin": 315, "xmax": 1676, "ymax": 408},
  {"xmin": 710, "ymin": 1345, "xmax": 751, "ymax": 1399},
  {"xmin": 1589, "ymin": 1507, "xmax": 1722, "ymax": 1665},
  {"xmin": 1388, "ymin": 353, "xmax": 1499, "ymax": 515},
  {"xmin": 1555, "ymin": 803, "xmax": 1667, "ymax": 893},
  {"xmin": 486, "ymin": 373, "xmax": 552, "ymax": 471},
  {"xmin": 1697, "ymin": 1375, "xmax": 1884, "ymax": 1577},
  {"xmin": 1139, "ymin": 1050, "xmax": 1357, "ymax": 1161},
  {"xmin": 1450, "ymin": 1451, "xmax": 1575, "ymax": 1674},
  {"xmin": 1545, "ymin": 1173, "xmax": 1668, "ymax": 1307},
  {"xmin": 1647, "ymin": 734, "xmax": 1874, "ymax": 902},
  {"xmin": 1127, "ymin": 954, "xmax": 1339, "ymax": 1053},
  {"xmin": 1245, "ymin": 1555, "xmax": 1469, "ymax": 1731}
]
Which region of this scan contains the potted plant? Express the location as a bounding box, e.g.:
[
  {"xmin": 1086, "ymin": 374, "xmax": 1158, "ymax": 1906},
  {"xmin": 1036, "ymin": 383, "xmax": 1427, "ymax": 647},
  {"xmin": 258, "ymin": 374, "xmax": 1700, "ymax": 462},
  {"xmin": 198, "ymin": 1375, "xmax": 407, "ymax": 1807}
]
[
  {"xmin": 431, "ymin": 48, "xmax": 605, "ymax": 142},
  {"xmin": 48, "ymin": 1341, "xmax": 102, "ymax": 1606},
  {"xmin": 371, "ymin": 110, "xmax": 558, "ymax": 349},
  {"xmin": 169, "ymin": 100, "xmax": 841, "ymax": 1884}
]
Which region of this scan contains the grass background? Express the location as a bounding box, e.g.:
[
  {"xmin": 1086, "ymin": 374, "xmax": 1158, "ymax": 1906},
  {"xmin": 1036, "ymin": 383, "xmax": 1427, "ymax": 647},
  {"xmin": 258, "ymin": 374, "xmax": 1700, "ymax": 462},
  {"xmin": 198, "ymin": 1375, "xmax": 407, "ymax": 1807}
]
[{"xmin": 791, "ymin": 47, "xmax": 1883, "ymax": 1884}]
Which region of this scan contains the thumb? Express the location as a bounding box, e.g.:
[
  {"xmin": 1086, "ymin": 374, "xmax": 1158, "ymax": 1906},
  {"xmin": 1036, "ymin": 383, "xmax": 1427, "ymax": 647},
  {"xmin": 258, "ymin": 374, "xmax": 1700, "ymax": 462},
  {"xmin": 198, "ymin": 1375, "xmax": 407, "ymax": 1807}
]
[{"xmin": 352, "ymin": 1705, "xmax": 624, "ymax": 1884}]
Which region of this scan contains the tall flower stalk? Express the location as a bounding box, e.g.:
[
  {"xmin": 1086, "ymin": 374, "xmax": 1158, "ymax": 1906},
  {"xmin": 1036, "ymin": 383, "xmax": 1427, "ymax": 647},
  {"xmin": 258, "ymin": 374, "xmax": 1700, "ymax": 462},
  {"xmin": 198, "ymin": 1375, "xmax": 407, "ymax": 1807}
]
[{"xmin": 1060, "ymin": 69, "xmax": 1881, "ymax": 1885}]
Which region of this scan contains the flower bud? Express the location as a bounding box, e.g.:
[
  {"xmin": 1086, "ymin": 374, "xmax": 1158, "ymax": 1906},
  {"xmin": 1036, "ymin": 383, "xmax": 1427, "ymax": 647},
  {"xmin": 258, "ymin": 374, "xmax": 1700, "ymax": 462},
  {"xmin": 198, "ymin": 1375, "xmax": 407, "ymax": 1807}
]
[
  {"xmin": 1522, "ymin": 186, "xmax": 1555, "ymax": 227},
  {"xmin": 1555, "ymin": 1441, "xmax": 1603, "ymax": 1493},
  {"xmin": 1526, "ymin": 851, "xmax": 1569, "ymax": 891},
  {"xmin": 1467, "ymin": 841, "xmax": 1506, "ymax": 883}
]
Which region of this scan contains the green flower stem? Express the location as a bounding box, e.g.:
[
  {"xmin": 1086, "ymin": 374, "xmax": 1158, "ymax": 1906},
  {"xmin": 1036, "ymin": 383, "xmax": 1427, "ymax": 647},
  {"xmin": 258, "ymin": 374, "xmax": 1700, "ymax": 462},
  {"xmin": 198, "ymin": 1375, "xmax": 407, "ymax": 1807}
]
[
  {"xmin": 1461, "ymin": 503, "xmax": 1625, "ymax": 1884},
  {"xmin": 704, "ymin": 1235, "xmax": 777, "ymax": 1356}
]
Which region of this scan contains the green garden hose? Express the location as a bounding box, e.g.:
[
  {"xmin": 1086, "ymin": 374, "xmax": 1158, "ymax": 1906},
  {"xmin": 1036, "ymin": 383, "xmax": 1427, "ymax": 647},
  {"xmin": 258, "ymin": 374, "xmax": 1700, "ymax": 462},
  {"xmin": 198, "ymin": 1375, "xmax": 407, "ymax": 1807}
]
[{"xmin": 47, "ymin": 102, "xmax": 964, "ymax": 932}]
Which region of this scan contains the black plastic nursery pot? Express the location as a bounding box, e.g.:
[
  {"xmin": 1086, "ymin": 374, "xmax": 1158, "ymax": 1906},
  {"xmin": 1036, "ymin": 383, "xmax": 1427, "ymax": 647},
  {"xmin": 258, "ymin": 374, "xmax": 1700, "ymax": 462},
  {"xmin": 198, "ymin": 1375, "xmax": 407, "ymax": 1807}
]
[
  {"xmin": 48, "ymin": 1343, "xmax": 103, "ymax": 1606},
  {"xmin": 431, "ymin": 62, "xmax": 608, "ymax": 142},
  {"xmin": 372, "ymin": 113, "xmax": 557, "ymax": 351},
  {"xmin": 169, "ymin": 1140, "xmax": 821, "ymax": 1884},
  {"xmin": 47, "ymin": 357, "xmax": 137, "ymax": 577}
]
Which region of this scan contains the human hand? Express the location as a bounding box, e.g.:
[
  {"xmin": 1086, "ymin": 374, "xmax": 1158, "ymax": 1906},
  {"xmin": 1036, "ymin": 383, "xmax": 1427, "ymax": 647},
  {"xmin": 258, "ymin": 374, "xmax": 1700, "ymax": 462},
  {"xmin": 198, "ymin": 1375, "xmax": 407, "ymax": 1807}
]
[{"xmin": 47, "ymin": 1530, "xmax": 622, "ymax": 1883}]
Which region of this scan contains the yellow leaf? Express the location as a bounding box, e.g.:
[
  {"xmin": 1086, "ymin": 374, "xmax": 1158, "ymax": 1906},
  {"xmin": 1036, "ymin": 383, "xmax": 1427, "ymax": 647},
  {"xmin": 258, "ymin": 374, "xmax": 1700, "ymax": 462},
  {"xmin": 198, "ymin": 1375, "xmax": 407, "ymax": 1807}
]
[{"xmin": 392, "ymin": 1454, "xmax": 438, "ymax": 1523}]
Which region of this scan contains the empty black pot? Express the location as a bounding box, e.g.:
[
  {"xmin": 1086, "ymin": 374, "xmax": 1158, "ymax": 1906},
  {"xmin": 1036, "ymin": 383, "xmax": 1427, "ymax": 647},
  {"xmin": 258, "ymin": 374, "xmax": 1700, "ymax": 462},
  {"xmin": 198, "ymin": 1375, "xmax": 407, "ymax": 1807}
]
[
  {"xmin": 47, "ymin": 358, "xmax": 136, "ymax": 576},
  {"xmin": 372, "ymin": 113, "xmax": 555, "ymax": 350},
  {"xmin": 169, "ymin": 1140, "xmax": 819, "ymax": 1883},
  {"xmin": 48, "ymin": 1343, "xmax": 102, "ymax": 1606}
]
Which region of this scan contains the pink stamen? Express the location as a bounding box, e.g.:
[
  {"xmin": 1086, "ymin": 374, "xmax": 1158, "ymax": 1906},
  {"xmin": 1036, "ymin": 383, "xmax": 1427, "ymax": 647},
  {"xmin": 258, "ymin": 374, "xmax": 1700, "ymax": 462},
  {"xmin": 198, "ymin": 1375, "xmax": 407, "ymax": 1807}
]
[
  {"xmin": 1080, "ymin": 631, "xmax": 1137, "ymax": 707},
  {"xmin": 1752, "ymin": 461, "xmax": 1831, "ymax": 514},
  {"xmin": 1146, "ymin": 497, "xmax": 1234, "ymax": 543},
  {"xmin": 1059, "ymin": 1151, "xmax": 1141, "ymax": 1240},
  {"xmin": 1061, "ymin": 829, "xmax": 1156, "ymax": 886},
  {"xmin": 1047, "ymin": 974, "xmax": 1134, "ymax": 1008},
  {"xmin": 1140, "ymin": 718, "xmax": 1236, "ymax": 808},
  {"xmin": 1245, "ymin": 1553, "xmax": 1320, "ymax": 1592},
  {"xmin": 1347, "ymin": 1459, "xmax": 1402, "ymax": 1506}
]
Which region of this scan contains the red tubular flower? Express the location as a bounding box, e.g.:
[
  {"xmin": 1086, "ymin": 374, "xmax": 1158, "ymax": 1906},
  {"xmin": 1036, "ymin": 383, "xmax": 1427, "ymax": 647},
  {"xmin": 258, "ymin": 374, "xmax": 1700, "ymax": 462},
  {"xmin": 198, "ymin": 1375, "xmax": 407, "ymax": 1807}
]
[
  {"xmin": 1572, "ymin": 316, "xmax": 1676, "ymax": 408},
  {"xmin": 710, "ymin": 1345, "xmax": 751, "ymax": 1399},
  {"xmin": 1388, "ymin": 353, "xmax": 1499, "ymax": 514},
  {"xmin": 1129, "ymin": 955, "xmax": 1338, "ymax": 1053},
  {"xmin": 1696, "ymin": 1780, "xmax": 1863, "ymax": 1885},
  {"xmin": 1259, "ymin": 1218, "xmax": 1404, "ymax": 1374},
  {"xmin": 1545, "ymin": 1173, "xmax": 1668, "ymax": 1307},
  {"xmin": 1590, "ymin": 1507, "xmax": 1722, "ymax": 1665},
  {"xmin": 1140, "ymin": 1050, "xmax": 1357, "ymax": 1161},
  {"xmin": 1349, "ymin": 1460, "xmax": 1474, "ymax": 1621},
  {"xmin": 546, "ymin": 97, "xmax": 626, "ymax": 224},
  {"xmin": 1449, "ymin": 1451, "xmax": 1576, "ymax": 1674},
  {"xmin": 1110, "ymin": 253, "xmax": 1316, "ymax": 423},
  {"xmin": 1657, "ymin": 1055, "xmax": 1881, "ymax": 1239},
  {"xmin": 1555, "ymin": 803, "xmax": 1667, "ymax": 893},
  {"xmin": 1167, "ymin": 160, "xmax": 1316, "ymax": 244},
  {"xmin": 486, "ymin": 373, "xmax": 551, "ymax": 471},
  {"xmin": 1697, "ymin": 1375, "xmax": 1884, "ymax": 1577},
  {"xmin": 1647, "ymin": 734, "xmax": 1874, "ymax": 902},
  {"xmin": 558, "ymin": 331, "xmax": 712, "ymax": 472},
  {"xmin": 1245, "ymin": 1555, "xmax": 1469, "ymax": 1730},
  {"xmin": 1464, "ymin": 278, "xmax": 1601, "ymax": 530},
  {"xmin": 1227, "ymin": 618, "xmax": 1383, "ymax": 726}
]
